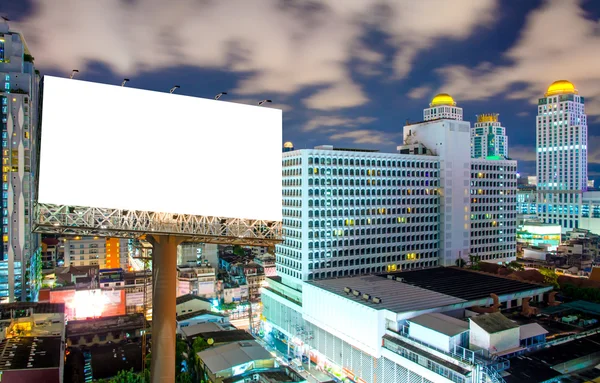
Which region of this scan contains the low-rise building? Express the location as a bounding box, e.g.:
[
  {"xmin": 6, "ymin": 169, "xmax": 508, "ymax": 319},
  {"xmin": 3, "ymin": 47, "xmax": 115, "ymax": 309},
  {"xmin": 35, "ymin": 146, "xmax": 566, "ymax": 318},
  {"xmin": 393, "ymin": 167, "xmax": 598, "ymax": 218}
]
[
  {"xmin": 0, "ymin": 302, "xmax": 66, "ymax": 383},
  {"xmin": 197, "ymin": 340, "xmax": 276, "ymax": 383},
  {"xmin": 66, "ymin": 313, "xmax": 144, "ymax": 347},
  {"xmin": 64, "ymin": 237, "xmax": 129, "ymax": 269},
  {"xmin": 177, "ymin": 265, "xmax": 217, "ymax": 298}
]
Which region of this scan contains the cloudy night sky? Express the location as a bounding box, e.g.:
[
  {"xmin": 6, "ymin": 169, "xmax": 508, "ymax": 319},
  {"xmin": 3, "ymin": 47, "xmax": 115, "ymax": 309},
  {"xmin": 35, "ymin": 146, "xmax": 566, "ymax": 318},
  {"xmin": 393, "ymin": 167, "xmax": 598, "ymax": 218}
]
[{"xmin": 4, "ymin": 0, "xmax": 600, "ymax": 182}]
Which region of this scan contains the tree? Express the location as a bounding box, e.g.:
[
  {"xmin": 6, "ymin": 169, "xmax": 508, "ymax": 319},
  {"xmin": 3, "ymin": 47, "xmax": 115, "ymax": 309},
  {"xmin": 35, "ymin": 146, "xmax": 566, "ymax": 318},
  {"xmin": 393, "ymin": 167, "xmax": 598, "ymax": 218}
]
[
  {"xmin": 455, "ymin": 258, "xmax": 466, "ymax": 268},
  {"xmin": 192, "ymin": 337, "xmax": 210, "ymax": 354},
  {"xmin": 505, "ymin": 261, "xmax": 524, "ymax": 272},
  {"xmin": 233, "ymin": 245, "xmax": 245, "ymax": 257},
  {"xmin": 109, "ymin": 369, "xmax": 144, "ymax": 383},
  {"xmin": 539, "ymin": 268, "xmax": 559, "ymax": 288},
  {"xmin": 24, "ymin": 54, "xmax": 35, "ymax": 63},
  {"xmin": 468, "ymin": 254, "xmax": 481, "ymax": 270},
  {"xmin": 176, "ymin": 338, "xmax": 189, "ymax": 376}
]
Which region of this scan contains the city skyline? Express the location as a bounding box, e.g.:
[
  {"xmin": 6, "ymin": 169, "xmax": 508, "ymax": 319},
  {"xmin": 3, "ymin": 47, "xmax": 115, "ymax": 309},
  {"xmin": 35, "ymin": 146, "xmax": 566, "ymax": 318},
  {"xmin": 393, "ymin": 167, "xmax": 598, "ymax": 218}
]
[{"xmin": 5, "ymin": 0, "xmax": 600, "ymax": 183}]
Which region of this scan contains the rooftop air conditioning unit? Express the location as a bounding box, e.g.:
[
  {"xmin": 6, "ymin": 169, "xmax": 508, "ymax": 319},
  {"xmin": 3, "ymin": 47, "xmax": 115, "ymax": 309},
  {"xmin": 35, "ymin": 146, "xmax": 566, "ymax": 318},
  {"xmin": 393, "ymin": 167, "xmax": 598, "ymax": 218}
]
[
  {"xmin": 362, "ymin": 294, "xmax": 371, "ymax": 301},
  {"xmin": 373, "ymin": 297, "xmax": 383, "ymax": 304},
  {"xmin": 387, "ymin": 275, "xmax": 395, "ymax": 279},
  {"xmin": 352, "ymin": 290, "xmax": 361, "ymax": 297},
  {"xmin": 344, "ymin": 287, "xmax": 351, "ymax": 294}
]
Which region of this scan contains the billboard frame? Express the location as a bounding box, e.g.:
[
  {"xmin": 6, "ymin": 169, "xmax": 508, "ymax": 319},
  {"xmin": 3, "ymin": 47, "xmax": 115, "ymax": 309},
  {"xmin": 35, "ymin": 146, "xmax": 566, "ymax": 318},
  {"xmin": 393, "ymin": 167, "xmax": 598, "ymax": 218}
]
[{"xmin": 34, "ymin": 203, "xmax": 282, "ymax": 247}]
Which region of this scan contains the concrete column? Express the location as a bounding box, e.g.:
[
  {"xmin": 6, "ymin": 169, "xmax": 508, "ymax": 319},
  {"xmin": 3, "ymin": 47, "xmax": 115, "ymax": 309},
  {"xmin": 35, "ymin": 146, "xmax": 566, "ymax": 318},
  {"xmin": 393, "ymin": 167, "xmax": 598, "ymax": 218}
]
[{"xmin": 149, "ymin": 235, "xmax": 185, "ymax": 383}]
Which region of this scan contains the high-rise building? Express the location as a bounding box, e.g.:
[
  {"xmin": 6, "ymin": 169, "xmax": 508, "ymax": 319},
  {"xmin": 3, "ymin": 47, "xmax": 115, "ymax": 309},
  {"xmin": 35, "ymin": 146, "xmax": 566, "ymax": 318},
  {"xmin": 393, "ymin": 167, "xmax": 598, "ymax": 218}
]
[
  {"xmin": 471, "ymin": 114, "xmax": 508, "ymax": 159},
  {"xmin": 0, "ymin": 25, "xmax": 41, "ymax": 302},
  {"xmin": 423, "ymin": 93, "xmax": 463, "ymax": 121},
  {"xmin": 276, "ymin": 145, "xmax": 441, "ymax": 290},
  {"xmin": 470, "ymin": 158, "xmax": 518, "ymax": 262},
  {"xmin": 536, "ymin": 80, "xmax": 587, "ymax": 231},
  {"xmin": 262, "ymin": 94, "xmax": 518, "ymax": 383}
]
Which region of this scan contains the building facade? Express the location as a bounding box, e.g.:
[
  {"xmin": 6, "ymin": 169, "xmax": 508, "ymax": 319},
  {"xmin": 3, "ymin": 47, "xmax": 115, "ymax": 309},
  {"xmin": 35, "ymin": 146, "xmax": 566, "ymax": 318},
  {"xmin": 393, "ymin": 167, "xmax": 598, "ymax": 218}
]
[
  {"xmin": 471, "ymin": 114, "xmax": 508, "ymax": 159},
  {"xmin": 536, "ymin": 80, "xmax": 587, "ymax": 231},
  {"xmin": 278, "ymin": 145, "xmax": 441, "ymax": 291},
  {"xmin": 0, "ymin": 25, "xmax": 41, "ymax": 302},
  {"xmin": 470, "ymin": 159, "xmax": 518, "ymax": 263},
  {"xmin": 64, "ymin": 237, "xmax": 129, "ymax": 269},
  {"xmin": 263, "ymin": 93, "xmax": 518, "ymax": 383}
]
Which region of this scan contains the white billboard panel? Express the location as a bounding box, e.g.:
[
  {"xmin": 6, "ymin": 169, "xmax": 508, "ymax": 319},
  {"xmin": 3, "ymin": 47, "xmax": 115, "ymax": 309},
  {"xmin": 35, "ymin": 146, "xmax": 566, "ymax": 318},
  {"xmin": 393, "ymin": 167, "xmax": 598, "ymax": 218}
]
[{"xmin": 39, "ymin": 76, "xmax": 282, "ymax": 221}]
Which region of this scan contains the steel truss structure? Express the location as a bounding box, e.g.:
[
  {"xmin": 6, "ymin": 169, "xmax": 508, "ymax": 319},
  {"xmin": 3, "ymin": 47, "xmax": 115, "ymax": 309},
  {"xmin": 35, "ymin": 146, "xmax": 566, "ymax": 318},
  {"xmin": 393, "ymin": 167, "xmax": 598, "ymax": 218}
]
[{"xmin": 33, "ymin": 203, "xmax": 283, "ymax": 246}]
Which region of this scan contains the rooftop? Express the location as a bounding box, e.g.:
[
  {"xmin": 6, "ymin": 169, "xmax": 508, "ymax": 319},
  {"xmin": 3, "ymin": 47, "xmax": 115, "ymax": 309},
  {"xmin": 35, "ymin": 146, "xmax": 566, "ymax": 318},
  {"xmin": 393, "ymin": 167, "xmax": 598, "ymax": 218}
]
[
  {"xmin": 0, "ymin": 336, "xmax": 62, "ymax": 371},
  {"xmin": 176, "ymin": 294, "xmax": 212, "ymax": 306},
  {"xmin": 198, "ymin": 341, "xmax": 273, "ymax": 374},
  {"xmin": 181, "ymin": 322, "xmax": 223, "ymax": 338},
  {"xmin": 222, "ymin": 367, "xmax": 305, "ymax": 383},
  {"xmin": 66, "ymin": 314, "xmax": 144, "ymax": 337},
  {"xmin": 542, "ymin": 300, "xmax": 600, "ymax": 317},
  {"xmin": 519, "ymin": 323, "xmax": 549, "ymax": 340},
  {"xmin": 176, "ymin": 309, "xmax": 225, "ymax": 322},
  {"xmin": 408, "ymin": 313, "xmax": 469, "ymax": 337},
  {"xmin": 470, "ymin": 313, "xmax": 519, "ymax": 334},
  {"xmin": 0, "ymin": 303, "xmax": 65, "ymax": 320},
  {"xmin": 193, "ymin": 330, "xmax": 255, "ymax": 344},
  {"xmin": 308, "ymin": 274, "xmax": 466, "ymax": 314},
  {"xmin": 504, "ymin": 333, "xmax": 600, "ymax": 383},
  {"xmin": 390, "ymin": 267, "xmax": 549, "ymax": 301}
]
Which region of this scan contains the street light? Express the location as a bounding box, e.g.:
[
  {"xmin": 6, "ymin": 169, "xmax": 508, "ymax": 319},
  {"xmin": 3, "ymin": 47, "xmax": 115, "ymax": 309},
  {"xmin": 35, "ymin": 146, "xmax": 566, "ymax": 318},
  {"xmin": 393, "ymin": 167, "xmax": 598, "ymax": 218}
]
[
  {"xmin": 169, "ymin": 85, "xmax": 180, "ymax": 94},
  {"xmin": 258, "ymin": 99, "xmax": 272, "ymax": 106},
  {"xmin": 214, "ymin": 92, "xmax": 228, "ymax": 100},
  {"xmin": 70, "ymin": 69, "xmax": 79, "ymax": 79},
  {"xmin": 121, "ymin": 78, "xmax": 130, "ymax": 87}
]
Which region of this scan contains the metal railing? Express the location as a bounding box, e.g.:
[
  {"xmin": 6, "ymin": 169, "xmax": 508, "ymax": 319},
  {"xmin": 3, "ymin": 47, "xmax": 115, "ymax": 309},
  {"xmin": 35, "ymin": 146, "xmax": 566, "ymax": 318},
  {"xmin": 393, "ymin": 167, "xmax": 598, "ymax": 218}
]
[{"xmin": 389, "ymin": 324, "xmax": 508, "ymax": 383}]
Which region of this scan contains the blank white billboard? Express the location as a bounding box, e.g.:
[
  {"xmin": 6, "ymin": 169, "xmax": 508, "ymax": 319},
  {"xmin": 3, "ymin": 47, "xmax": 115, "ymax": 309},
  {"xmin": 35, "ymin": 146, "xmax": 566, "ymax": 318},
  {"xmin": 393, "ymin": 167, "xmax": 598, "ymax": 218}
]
[{"xmin": 39, "ymin": 76, "xmax": 282, "ymax": 221}]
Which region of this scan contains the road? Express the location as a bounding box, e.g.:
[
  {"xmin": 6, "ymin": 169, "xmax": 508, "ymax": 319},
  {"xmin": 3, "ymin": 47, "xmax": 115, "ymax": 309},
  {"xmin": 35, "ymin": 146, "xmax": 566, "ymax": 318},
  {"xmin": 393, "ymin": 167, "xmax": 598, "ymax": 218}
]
[{"xmin": 256, "ymin": 333, "xmax": 335, "ymax": 383}]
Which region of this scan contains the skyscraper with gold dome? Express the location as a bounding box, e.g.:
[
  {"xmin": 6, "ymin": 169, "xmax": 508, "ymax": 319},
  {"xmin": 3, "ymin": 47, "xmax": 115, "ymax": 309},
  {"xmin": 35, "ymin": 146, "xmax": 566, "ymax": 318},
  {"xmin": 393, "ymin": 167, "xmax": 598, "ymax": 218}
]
[
  {"xmin": 536, "ymin": 80, "xmax": 588, "ymax": 231},
  {"xmin": 424, "ymin": 93, "xmax": 463, "ymax": 121}
]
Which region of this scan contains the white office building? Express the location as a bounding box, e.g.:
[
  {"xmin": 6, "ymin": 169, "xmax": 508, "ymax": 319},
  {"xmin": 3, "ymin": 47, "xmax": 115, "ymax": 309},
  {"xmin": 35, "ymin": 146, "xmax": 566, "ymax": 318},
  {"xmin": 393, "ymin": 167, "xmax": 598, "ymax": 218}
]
[
  {"xmin": 0, "ymin": 25, "xmax": 41, "ymax": 302},
  {"xmin": 536, "ymin": 80, "xmax": 587, "ymax": 231},
  {"xmin": 470, "ymin": 159, "xmax": 518, "ymax": 263},
  {"xmin": 262, "ymin": 95, "xmax": 518, "ymax": 383},
  {"xmin": 471, "ymin": 114, "xmax": 508, "ymax": 159},
  {"xmin": 277, "ymin": 145, "xmax": 441, "ymax": 291}
]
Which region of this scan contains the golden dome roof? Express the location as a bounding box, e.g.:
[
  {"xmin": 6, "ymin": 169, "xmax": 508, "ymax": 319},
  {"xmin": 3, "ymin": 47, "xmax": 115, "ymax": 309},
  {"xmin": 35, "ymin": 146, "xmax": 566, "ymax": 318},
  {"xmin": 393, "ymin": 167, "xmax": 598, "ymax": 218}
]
[
  {"xmin": 430, "ymin": 93, "xmax": 456, "ymax": 107},
  {"xmin": 545, "ymin": 80, "xmax": 577, "ymax": 97},
  {"xmin": 283, "ymin": 141, "xmax": 294, "ymax": 148}
]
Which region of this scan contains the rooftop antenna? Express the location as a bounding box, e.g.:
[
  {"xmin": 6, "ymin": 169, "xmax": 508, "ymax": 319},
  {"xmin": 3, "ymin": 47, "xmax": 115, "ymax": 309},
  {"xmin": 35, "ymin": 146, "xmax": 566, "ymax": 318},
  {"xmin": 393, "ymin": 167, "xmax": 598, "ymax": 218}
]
[
  {"xmin": 169, "ymin": 85, "xmax": 180, "ymax": 94},
  {"xmin": 121, "ymin": 78, "xmax": 130, "ymax": 87},
  {"xmin": 70, "ymin": 69, "xmax": 79, "ymax": 79},
  {"xmin": 258, "ymin": 99, "xmax": 272, "ymax": 106},
  {"xmin": 214, "ymin": 92, "xmax": 227, "ymax": 100}
]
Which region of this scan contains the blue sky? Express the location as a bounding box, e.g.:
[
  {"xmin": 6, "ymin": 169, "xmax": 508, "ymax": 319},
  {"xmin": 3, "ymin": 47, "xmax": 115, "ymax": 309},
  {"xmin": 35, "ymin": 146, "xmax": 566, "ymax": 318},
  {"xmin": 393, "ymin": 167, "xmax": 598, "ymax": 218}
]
[{"xmin": 5, "ymin": 0, "xmax": 600, "ymax": 182}]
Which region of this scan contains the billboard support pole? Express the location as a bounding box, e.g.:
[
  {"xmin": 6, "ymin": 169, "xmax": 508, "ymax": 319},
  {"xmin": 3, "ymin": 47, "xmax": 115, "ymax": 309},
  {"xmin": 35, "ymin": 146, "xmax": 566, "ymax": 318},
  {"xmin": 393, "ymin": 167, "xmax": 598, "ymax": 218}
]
[{"xmin": 148, "ymin": 235, "xmax": 185, "ymax": 383}]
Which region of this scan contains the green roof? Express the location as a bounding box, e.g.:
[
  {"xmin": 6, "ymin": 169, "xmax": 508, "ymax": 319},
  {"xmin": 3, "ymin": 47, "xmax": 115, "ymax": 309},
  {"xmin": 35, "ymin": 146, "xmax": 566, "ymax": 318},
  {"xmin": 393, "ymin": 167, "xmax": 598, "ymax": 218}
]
[{"xmin": 542, "ymin": 300, "xmax": 600, "ymax": 316}]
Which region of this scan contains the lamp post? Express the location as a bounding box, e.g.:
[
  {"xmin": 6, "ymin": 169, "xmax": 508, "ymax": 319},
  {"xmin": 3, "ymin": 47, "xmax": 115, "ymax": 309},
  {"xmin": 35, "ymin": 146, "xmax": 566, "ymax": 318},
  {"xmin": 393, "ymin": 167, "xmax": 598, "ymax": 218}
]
[
  {"xmin": 169, "ymin": 85, "xmax": 180, "ymax": 94},
  {"xmin": 70, "ymin": 69, "xmax": 79, "ymax": 79},
  {"xmin": 214, "ymin": 92, "xmax": 228, "ymax": 100},
  {"xmin": 121, "ymin": 78, "xmax": 130, "ymax": 87}
]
